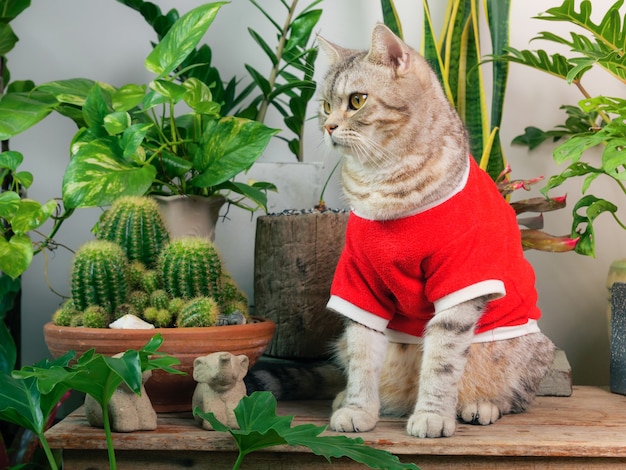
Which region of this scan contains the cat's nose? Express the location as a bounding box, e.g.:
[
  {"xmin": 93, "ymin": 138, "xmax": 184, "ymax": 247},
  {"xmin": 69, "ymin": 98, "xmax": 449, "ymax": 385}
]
[{"xmin": 325, "ymin": 124, "xmax": 338, "ymax": 135}]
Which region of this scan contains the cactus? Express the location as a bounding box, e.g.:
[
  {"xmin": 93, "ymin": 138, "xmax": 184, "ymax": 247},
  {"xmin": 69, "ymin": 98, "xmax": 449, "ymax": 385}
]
[
  {"xmin": 141, "ymin": 269, "xmax": 161, "ymax": 293},
  {"xmin": 128, "ymin": 260, "xmax": 146, "ymax": 289},
  {"xmin": 71, "ymin": 240, "xmax": 130, "ymax": 314},
  {"xmin": 127, "ymin": 290, "xmax": 150, "ymax": 314},
  {"xmin": 97, "ymin": 196, "xmax": 170, "ymax": 269},
  {"xmin": 52, "ymin": 300, "xmax": 80, "ymax": 326},
  {"xmin": 144, "ymin": 307, "xmax": 174, "ymax": 328},
  {"xmin": 113, "ymin": 303, "xmax": 140, "ymax": 320},
  {"xmin": 168, "ymin": 297, "xmax": 186, "ymax": 317},
  {"xmin": 150, "ymin": 289, "xmax": 170, "ymax": 310},
  {"xmin": 158, "ymin": 237, "xmax": 222, "ymax": 300},
  {"xmin": 177, "ymin": 297, "xmax": 220, "ymax": 327},
  {"xmin": 83, "ymin": 305, "xmax": 110, "ymax": 328},
  {"xmin": 219, "ymin": 274, "xmax": 248, "ymax": 308}
]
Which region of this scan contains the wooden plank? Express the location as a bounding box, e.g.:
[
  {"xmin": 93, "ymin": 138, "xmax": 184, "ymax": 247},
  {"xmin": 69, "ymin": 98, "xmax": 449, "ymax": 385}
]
[{"xmin": 46, "ymin": 386, "xmax": 626, "ymax": 468}]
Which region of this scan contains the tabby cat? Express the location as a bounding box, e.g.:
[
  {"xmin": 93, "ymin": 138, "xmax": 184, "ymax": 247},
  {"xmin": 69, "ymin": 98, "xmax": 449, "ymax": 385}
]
[{"xmin": 317, "ymin": 24, "xmax": 555, "ymax": 438}]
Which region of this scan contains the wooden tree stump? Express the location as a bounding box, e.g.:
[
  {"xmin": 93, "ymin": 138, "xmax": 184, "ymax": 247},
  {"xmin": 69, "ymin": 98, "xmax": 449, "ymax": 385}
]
[{"xmin": 254, "ymin": 210, "xmax": 348, "ymax": 359}]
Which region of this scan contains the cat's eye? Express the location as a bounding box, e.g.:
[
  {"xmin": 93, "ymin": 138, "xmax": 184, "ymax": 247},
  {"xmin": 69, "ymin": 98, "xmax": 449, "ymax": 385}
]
[
  {"xmin": 322, "ymin": 100, "xmax": 332, "ymax": 114},
  {"xmin": 349, "ymin": 93, "xmax": 367, "ymax": 110}
]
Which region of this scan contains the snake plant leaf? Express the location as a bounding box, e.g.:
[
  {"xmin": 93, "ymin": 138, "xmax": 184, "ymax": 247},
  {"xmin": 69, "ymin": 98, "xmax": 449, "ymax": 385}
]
[
  {"xmin": 145, "ymin": 2, "xmax": 226, "ymax": 78},
  {"xmin": 380, "ymin": 0, "xmax": 403, "ymax": 39},
  {"xmin": 0, "ymin": 234, "xmax": 31, "ymax": 279},
  {"xmin": 62, "ymin": 138, "xmax": 157, "ymax": 208},
  {"xmin": 190, "ymin": 116, "xmax": 279, "ymax": 188}
]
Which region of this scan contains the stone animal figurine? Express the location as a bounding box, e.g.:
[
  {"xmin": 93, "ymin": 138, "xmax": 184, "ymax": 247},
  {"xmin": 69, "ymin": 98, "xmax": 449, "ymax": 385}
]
[
  {"xmin": 192, "ymin": 352, "xmax": 249, "ymax": 430},
  {"xmin": 316, "ymin": 24, "xmax": 555, "ymax": 438},
  {"xmin": 84, "ymin": 361, "xmax": 157, "ymax": 432}
]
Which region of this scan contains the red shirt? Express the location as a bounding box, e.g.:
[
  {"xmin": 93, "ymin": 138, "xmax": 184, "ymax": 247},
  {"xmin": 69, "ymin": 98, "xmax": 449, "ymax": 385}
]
[{"xmin": 328, "ymin": 157, "xmax": 541, "ymax": 342}]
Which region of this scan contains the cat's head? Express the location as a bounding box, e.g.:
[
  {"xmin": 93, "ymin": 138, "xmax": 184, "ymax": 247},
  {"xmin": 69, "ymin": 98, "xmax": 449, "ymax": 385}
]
[{"xmin": 317, "ymin": 24, "xmax": 449, "ymax": 168}]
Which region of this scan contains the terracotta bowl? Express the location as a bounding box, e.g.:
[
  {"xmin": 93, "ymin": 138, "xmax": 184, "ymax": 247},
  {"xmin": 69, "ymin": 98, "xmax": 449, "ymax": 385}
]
[{"xmin": 43, "ymin": 318, "xmax": 275, "ymax": 413}]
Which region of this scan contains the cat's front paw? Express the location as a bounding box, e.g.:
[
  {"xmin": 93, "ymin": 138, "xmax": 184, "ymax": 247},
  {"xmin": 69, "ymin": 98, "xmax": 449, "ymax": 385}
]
[
  {"xmin": 406, "ymin": 411, "xmax": 456, "ymax": 438},
  {"xmin": 459, "ymin": 401, "xmax": 501, "ymax": 425},
  {"xmin": 330, "ymin": 406, "xmax": 378, "ymax": 433}
]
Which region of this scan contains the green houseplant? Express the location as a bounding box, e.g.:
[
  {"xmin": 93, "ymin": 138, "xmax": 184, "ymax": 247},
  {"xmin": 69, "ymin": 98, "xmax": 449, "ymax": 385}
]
[
  {"xmin": 50, "ymin": 2, "xmax": 279, "ymax": 214},
  {"xmin": 44, "ymin": 195, "xmax": 275, "ymax": 412},
  {"xmin": 380, "ymin": 0, "xmax": 579, "ymax": 253},
  {"xmin": 496, "ymin": 0, "xmax": 626, "ymax": 257}
]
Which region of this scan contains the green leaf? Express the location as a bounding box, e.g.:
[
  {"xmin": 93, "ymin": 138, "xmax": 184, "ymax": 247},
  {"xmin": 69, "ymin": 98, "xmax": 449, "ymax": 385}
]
[
  {"xmin": 0, "ymin": 234, "xmax": 32, "ymax": 279},
  {"xmin": 190, "ymin": 116, "xmax": 279, "ymax": 188},
  {"xmin": 149, "ymin": 79, "xmax": 187, "ymax": 103},
  {"xmin": 145, "ymin": 2, "xmax": 226, "ymax": 78},
  {"xmin": 82, "ymin": 83, "xmax": 114, "ymax": 133},
  {"xmin": 571, "ymin": 194, "xmax": 618, "ymax": 257},
  {"xmin": 36, "ymin": 78, "xmax": 97, "ymax": 107},
  {"xmin": 0, "ymin": 285, "xmax": 18, "ymax": 372},
  {"xmin": 0, "ymin": 373, "xmax": 44, "ymax": 433},
  {"xmin": 0, "ymin": 23, "xmax": 19, "ymax": 56},
  {"xmin": 196, "ymin": 392, "xmax": 419, "ymax": 470},
  {"xmin": 0, "ymin": 92, "xmax": 54, "ymax": 140},
  {"xmin": 10, "ymin": 198, "xmax": 57, "ymax": 234},
  {"xmin": 112, "ymin": 83, "xmax": 146, "ymax": 112},
  {"xmin": 62, "ymin": 138, "xmax": 157, "ymax": 208},
  {"xmin": 104, "ymin": 111, "xmax": 131, "ymax": 135},
  {"xmin": 0, "ymin": 191, "xmax": 21, "ymax": 220}
]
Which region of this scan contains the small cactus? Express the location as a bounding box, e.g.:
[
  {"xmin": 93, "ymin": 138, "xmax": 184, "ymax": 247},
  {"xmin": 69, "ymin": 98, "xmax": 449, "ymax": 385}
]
[
  {"xmin": 141, "ymin": 269, "xmax": 161, "ymax": 293},
  {"xmin": 71, "ymin": 240, "xmax": 129, "ymax": 314},
  {"xmin": 128, "ymin": 261, "xmax": 146, "ymax": 289},
  {"xmin": 168, "ymin": 297, "xmax": 186, "ymax": 317},
  {"xmin": 159, "ymin": 237, "xmax": 222, "ymax": 300},
  {"xmin": 127, "ymin": 290, "xmax": 150, "ymax": 314},
  {"xmin": 144, "ymin": 307, "xmax": 174, "ymax": 328},
  {"xmin": 150, "ymin": 289, "xmax": 170, "ymax": 310},
  {"xmin": 82, "ymin": 305, "xmax": 110, "ymax": 328},
  {"xmin": 97, "ymin": 196, "xmax": 170, "ymax": 269},
  {"xmin": 113, "ymin": 303, "xmax": 140, "ymax": 320},
  {"xmin": 177, "ymin": 297, "xmax": 219, "ymax": 327},
  {"xmin": 52, "ymin": 300, "xmax": 80, "ymax": 326}
]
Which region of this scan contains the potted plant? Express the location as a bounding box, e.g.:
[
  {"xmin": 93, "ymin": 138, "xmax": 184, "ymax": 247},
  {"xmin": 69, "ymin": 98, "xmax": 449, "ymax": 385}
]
[
  {"xmin": 43, "ymin": 195, "xmax": 275, "ymax": 412},
  {"xmin": 28, "ymin": 2, "xmax": 280, "ymax": 240}
]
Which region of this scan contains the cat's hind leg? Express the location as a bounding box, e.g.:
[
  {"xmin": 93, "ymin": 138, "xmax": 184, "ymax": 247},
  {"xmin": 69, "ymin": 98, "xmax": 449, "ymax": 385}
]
[
  {"xmin": 330, "ymin": 320, "xmax": 388, "ymax": 433},
  {"xmin": 457, "ymin": 332, "xmax": 555, "ymax": 425}
]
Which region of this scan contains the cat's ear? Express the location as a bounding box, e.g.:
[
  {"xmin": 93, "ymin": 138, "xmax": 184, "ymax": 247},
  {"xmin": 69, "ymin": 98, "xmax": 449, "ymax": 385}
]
[
  {"xmin": 317, "ymin": 35, "xmax": 352, "ymax": 65},
  {"xmin": 367, "ymin": 23, "xmax": 411, "ymax": 75}
]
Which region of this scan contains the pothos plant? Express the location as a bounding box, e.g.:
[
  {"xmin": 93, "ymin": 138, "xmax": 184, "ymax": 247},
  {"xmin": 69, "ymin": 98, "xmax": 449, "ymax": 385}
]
[
  {"xmin": 118, "ymin": 0, "xmax": 322, "ymax": 163},
  {"xmin": 380, "ymin": 0, "xmax": 579, "ymax": 252},
  {"xmin": 29, "ymin": 2, "xmax": 279, "ymax": 212},
  {"xmin": 496, "ymin": 0, "xmax": 626, "ymax": 257}
]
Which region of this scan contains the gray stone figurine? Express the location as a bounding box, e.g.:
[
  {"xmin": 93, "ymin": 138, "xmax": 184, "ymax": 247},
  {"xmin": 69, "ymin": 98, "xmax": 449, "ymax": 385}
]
[{"xmin": 192, "ymin": 352, "xmax": 249, "ymax": 430}]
